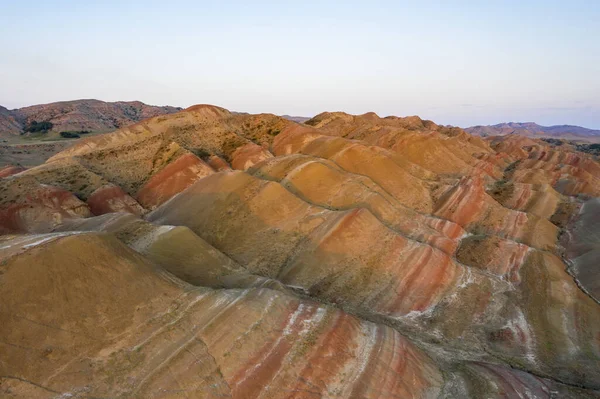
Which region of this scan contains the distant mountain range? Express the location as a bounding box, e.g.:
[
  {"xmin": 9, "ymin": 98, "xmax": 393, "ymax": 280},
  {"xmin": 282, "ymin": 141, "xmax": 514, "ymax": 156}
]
[
  {"xmin": 281, "ymin": 115, "xmax": 311, "ymax": 123},
  {"xmin": 465, "ymin": 122, "xmax": 600, "ymax": 139},
  {"xmin": 0, "ymin": 99, "xmax": 182, "ymax": 139}
]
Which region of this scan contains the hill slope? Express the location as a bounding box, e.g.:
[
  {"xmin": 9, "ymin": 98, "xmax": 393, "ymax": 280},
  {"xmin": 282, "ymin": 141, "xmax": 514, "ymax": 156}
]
[
  {"xmin": 0, "ymin": 99, "xmax": 181, "ymax": 138},
  {"xmin": 1, "ymin": 105, "xmax": 600, "ymax": 398},
  {"xmin": 0, "ymin": 106, "xmax": 22, "ymax": 135}
]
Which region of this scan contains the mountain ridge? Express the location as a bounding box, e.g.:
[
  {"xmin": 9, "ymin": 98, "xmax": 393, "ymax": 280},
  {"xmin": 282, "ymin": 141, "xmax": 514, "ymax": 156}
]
[{"xmin": 466, "ymin": 121, "xmax": 600, "ymax": 139}]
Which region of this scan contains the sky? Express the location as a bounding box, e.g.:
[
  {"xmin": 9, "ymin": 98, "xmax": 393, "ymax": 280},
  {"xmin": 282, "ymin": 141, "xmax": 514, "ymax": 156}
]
[{"xmin": 1, "ymin": 0, "xmax": 599, "ymax": 128}]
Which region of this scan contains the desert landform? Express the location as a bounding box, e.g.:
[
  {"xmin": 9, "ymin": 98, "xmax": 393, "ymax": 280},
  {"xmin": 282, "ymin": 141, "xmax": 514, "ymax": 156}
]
[{"xmin": 1, "ymin": 104, "xmax": 600, "ymax": 398}]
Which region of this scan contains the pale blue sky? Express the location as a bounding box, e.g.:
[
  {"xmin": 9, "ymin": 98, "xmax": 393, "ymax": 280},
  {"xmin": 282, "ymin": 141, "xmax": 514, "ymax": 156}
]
[{"xmin": 1, "ymin": 1, "xmax": 599, "ymax": 128}]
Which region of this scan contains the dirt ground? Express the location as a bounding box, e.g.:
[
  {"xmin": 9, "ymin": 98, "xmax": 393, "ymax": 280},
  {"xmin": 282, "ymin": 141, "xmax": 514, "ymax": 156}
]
[{"xmin": 0, "ymin": 140, "xmax": 75, "ymax": 167}]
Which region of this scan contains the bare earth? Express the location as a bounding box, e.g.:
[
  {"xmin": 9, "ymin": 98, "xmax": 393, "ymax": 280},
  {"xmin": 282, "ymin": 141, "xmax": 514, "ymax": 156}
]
[{"xmin": 1, "ymin": 105, "xmax": 600, "ymax": 398}]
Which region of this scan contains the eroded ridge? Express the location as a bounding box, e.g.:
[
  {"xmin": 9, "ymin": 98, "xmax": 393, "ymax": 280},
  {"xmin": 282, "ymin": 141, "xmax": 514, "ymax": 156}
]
[{"xmin": 2, "ymin": 106, "xmax": 600, "ymax": 398}]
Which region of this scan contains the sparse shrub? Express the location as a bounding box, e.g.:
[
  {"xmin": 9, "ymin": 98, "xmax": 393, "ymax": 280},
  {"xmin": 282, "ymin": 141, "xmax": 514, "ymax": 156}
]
[
  {"xmin": 24, "ymin": 120, "xmax": 53, "ymax": 134},
  {"xmin": 575, "ymin": 143, "xmax": 600, "ymax": 156},
  {"xmin": 195, "ymin": 149, "xmax": 211, "ymax": 159},
  {"xmin": 60, "ymin": 132, "xmax": 81, "ymax": 138},
  {"xmin": 541, "ymin": 138, "xmax": 563, "ymax": 146},
  {"xmin": 505, "ymin": 161, "xmax": 519, "ymax": 172},
  {"xmin": 222, "ymin": 136, "xmax": 247, "ymax": 161}
]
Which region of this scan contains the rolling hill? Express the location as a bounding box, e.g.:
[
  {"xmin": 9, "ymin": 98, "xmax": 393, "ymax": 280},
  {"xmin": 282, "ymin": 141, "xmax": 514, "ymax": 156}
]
[{"xmin": 1, "ymin": 105, "xmax": 600, "ymax": 398}]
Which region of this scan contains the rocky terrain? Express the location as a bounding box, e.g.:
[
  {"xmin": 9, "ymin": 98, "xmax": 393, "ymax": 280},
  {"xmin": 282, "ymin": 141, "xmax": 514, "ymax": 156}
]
[
  {"xmin": 1, "ymin": 105, "xmax": 599, "ymax": 398},
  {"xmin": 466, "ymin": 122, "xmax": 600, "ymax": 141}
]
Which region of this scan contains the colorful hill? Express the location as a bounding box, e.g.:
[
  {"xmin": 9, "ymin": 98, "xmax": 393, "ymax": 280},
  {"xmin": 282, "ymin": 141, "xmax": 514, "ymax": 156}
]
[{"xmin": 1, "ymin": 105, "xmax": 600, "ymax": 398}]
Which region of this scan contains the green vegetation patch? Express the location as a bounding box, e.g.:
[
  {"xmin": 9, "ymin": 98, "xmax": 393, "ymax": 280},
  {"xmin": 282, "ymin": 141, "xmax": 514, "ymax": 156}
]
[{"xmin": 24, "ymin": 120, "xmax": 53, "ymax": 134}]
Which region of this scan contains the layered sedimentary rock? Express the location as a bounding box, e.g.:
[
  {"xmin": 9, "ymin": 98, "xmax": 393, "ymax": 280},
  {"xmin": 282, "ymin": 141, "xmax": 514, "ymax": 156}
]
[
  {"xmin": 305, "ymin": 111, "xmax": 501, "ymax": 179},
  {"xmin": 433, "ymin": 174, "xmax": 558, "ymax": 250},
  {"xmin": 87, "ymin": 184, "xmax": 145, "ymax": 216},
  {"xmin": 0, "ymin": 232, "xmax": 444, "ymax": 398},
  {"xmin": 231, "ymin": 142, "xmax": 274, "ymax": 171},
  {"xmin": 148, "ymin": 171, "xmax": 463, "ymax": 317},
  {"xmin": 136, "ymin": 152, "xmax": 214, "ymax": 209},
  {"xmin": 0, "ymin": 176, "xmax": 91, "ymax": 234},
  {"xmin": 272, "ymin": 131, "xmax": 436, "ymax": 213},
  {"xmin": 146, "ymin": 169, "xmax": 600, "ymax": 389},
  {"xmin": 249, "ymin": 154, "xmax": 463, "ymax": 254},
  {"xmin": 0, "ymin": 165, "xmax": 25, "ymax": 178},
  {"xmin": 516, "ymin": 148, "xmax": 600, "ymax": 197},
  {"xmin": 456, "ymin": 235, "xmax": 530, "ymax": 282},
  {"xmin": 488, "ymin": 181, "xmax": 561, "ymax": 220},
  {"xmin": 2, "ymin": 105, "xmax": 600, "ymax": 398}
]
